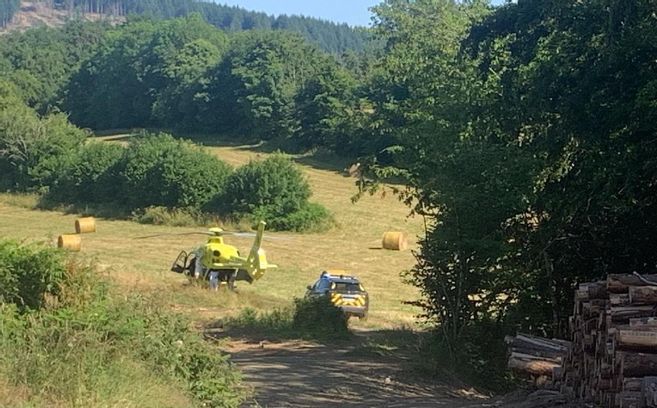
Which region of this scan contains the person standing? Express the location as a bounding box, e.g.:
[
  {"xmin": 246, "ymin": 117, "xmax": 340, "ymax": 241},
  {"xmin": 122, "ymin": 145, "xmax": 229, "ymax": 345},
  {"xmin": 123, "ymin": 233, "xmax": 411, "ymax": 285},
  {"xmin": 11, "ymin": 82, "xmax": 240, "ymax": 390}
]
[{"xmin": 209, "ymin": 270, "xmax": 219, "ymax": 291}]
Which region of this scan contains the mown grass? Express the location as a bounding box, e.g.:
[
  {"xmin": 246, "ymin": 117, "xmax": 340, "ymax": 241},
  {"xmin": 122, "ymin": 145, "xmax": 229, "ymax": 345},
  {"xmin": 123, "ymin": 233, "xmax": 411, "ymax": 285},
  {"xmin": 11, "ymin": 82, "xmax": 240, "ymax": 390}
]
[{"xmin": 0, "ymin": 136, "xmax": 424, "ymax": 330}]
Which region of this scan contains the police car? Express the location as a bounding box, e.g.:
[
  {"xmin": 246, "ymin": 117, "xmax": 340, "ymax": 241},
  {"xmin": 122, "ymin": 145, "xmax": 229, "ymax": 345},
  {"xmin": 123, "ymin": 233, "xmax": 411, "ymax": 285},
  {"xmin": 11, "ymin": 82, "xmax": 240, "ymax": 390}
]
[{"xmin": 305, "ymin": 270, "xmax": 369, "ymax": 319}]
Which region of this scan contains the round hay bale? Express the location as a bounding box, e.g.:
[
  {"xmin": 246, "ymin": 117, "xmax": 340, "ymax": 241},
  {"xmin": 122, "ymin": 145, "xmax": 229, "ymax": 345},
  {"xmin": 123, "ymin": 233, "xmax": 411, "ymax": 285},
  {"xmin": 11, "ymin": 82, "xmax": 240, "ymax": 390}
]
[
  {"xmin": 75, "ymin": 217, "xmax": 96, "ymax": 234},
  {"xmin": 58, "ymin": 234, "xmax": 81, "ymax": 252},
  {"xmin": 382, "ymin": 231, "xmax": 408, "ymax": 251}
]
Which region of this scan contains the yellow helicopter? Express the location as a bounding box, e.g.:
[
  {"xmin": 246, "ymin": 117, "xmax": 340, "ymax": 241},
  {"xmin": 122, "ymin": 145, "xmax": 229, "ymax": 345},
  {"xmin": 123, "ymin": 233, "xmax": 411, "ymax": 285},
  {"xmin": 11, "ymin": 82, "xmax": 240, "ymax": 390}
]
[{"xmin": 145, "ymin": 221, "xmax": 278, "ymax": 290}]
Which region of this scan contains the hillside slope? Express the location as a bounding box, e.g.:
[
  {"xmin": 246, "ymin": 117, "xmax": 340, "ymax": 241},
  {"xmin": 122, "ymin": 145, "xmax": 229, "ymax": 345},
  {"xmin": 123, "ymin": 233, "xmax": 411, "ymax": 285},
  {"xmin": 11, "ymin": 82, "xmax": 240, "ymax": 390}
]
[
  {"xmin": 0, "ymin": 0, "xmax": 370, "ymax": 53},
  {"xmin": 0, "ymin": 1, "xmax": 121, "ymax": 32}
]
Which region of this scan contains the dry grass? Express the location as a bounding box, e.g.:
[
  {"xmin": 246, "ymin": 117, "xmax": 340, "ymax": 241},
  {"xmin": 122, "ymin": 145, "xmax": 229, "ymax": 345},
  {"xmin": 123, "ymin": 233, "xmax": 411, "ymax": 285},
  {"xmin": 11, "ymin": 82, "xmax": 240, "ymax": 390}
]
[{"xmin": 0, "ymin": 139, "xmax": 425, "ymax": 329}]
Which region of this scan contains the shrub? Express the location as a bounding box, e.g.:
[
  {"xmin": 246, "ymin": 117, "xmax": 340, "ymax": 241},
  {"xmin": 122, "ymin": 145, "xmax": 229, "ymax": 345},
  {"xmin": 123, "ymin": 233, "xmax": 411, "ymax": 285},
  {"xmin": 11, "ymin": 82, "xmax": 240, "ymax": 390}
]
[
  {"xmin": 119, "ymin": 133, "xmax": 232, "ymax": 210},
  {"xmin": 255, "ymin": 202, "xmax": 334, "ymax": 232},
  {"xmin": 132, "ymin": 206, "xmax": 210, "ymax": 227},
  {"xmin": 225, "ymin": 297, "xmax": 350, "ymax": 341},
  {"xmin": 0, "ymin": 240, "xmax": 67, "ymax": 311},
  {"xmin": 217, "ymin": 153, "xmax": 332, "ymax": 231},
  {"xmin": 0, "ymin": 103, "xmax": 87, "ymax": 191},
  {"xmin": 47, "ymin": 142, "xmax": 124, "ymax": 204},
  {"xmin": 292, "ymin": 296, "xmax": 350, "ymax": 340},
  {"xmin": 219, "ymin": 153, "xmax": 310, "ymax": 216}
]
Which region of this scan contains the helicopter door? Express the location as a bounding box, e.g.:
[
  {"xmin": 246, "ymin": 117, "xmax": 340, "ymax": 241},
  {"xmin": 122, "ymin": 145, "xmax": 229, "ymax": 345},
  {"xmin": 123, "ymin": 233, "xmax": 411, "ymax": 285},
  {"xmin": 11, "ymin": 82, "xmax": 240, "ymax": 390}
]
[{"xmin": 171, "ymin": 251, "xmax": 189, "ymax": 274}]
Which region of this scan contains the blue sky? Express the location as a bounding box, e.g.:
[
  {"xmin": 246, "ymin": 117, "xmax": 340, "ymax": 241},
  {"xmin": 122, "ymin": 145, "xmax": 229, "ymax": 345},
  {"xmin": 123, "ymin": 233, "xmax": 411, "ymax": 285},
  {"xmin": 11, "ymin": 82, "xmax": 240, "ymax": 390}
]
[{"xmin": 216, "ymin": 1, "xmax": 506, "ymax": 27}]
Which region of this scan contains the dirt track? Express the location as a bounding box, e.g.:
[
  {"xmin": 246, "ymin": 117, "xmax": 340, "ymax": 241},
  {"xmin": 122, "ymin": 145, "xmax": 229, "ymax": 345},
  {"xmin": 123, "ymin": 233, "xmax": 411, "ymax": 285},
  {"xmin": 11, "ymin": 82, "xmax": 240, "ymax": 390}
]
[{"xmin": 219, "ymin": 332, "xmax": 500, "ymax": 408}]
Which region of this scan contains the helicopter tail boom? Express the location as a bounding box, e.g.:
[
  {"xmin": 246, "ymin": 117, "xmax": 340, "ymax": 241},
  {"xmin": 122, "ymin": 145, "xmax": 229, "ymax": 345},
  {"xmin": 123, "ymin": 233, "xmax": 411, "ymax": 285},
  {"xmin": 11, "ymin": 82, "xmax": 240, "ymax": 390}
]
[{"xmin": 243, "ymin": 221, "xmax": 277, "ymax": 281}]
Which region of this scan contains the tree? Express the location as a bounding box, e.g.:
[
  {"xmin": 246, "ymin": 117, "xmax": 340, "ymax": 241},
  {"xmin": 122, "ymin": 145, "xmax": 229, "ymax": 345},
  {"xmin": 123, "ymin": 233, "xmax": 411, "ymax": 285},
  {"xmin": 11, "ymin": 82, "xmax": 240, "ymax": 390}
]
[
  {"xmin": 203, "ymin": 31, "xmax": 326, "ymax": 139},
  {"xmin": 294, "ymin": 60, "xmax": 358, "ymax": 150}
]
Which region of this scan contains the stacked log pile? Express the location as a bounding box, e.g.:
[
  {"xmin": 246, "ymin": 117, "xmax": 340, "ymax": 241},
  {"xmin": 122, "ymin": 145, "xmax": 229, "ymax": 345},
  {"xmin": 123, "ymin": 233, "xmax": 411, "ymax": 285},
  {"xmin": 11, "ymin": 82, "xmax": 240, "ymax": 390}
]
[
  {"xmin": 509, "ymin": 273, "xmax": 657, "ymax": 407},
  {"xmin": 559, "ymin": 275, "xmax": 657, "ymax": 407}
]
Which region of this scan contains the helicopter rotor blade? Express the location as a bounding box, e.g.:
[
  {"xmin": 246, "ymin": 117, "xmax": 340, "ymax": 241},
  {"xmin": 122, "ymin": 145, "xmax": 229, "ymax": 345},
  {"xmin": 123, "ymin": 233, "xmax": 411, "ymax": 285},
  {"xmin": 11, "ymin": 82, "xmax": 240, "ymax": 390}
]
[
  {"xmin": 134, "ymin": 232, "xmax": 213, "ymax": 239},
  {"xmin": 221, "ymin": 231, "xmax": 292, "ymax": 241}
]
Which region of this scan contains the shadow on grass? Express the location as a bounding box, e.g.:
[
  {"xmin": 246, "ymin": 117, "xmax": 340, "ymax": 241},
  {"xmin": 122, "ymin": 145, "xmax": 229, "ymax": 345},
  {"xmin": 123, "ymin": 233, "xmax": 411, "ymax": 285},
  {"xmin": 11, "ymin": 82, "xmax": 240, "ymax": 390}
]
[
  {"xmin": 206, "ymin": 298, "xmax": 353, "ymax": 346},
  {"xmin": 93, "ymin": 129, "xmax": 362, "ymax": 179},
  {"xmin": 187, "ymin": 134, "xmax": 359, "ymax": 177}
]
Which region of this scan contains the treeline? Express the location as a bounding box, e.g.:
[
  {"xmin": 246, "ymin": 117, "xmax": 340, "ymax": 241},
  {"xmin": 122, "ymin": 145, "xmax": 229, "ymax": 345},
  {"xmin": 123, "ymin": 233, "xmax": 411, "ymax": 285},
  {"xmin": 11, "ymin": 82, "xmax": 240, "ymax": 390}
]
[
  {"xmin": 1, "ymin": 0, "xmax": 369, "ymax": 54},
  {"xmin": 0, "ymin": 15, "xmax": 377, "ymax": 156}
]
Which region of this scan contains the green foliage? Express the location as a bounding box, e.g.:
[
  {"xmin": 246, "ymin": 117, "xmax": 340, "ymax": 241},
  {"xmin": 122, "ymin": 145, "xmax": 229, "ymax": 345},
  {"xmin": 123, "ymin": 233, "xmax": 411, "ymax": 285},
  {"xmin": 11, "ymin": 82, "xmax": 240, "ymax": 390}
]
[
  {"xmin": 0, "ymin": 240, "xmax": 67, "ymax": 311},
  {"xmin": 217, "ymin": 153, "xmax": 331, "ymax": 231},
  {"xmin": 65, "ymin": 15, "xmax": 227, "ymax": 129},
  {"xmin": 56, "ymin": 0, "xmax": 368, "ymax": 54},
  {"xmin": 226, "ymin": 297, "xmax": 350, "ymax": 341},
  {"xmin": 0, "ymin": 21, "xmax": 107, "ymax": 109},
  {"xmin": 204, "ymin": 31, "xmax": 326, "ymax": 139},
  {"xmin": 257, "ymin": 202, "xmax": 334, "ymax": 233},
  {"xmin": 0, "ymin": 94, "xmax": 87, "ymax": 191},
  {"xmin": 292, "ymin": 296, "xmax": 350, "ymax": 341},
  {"xmin": 294, "ymin": 63, "xmax": 359, "ymax": 150},
  {"xmin": 47, "ymin": 141, "xmax": 124, "ymax": 204},
  {"xmin": 0, "ymin": 249, "xmax": 244, "ymax": 407},
  {"xmin": 220, "ymin": 154, "xmax": 309, "ymax": 216},
  {"xmin": 119, "ymin": 133, "xmax": 232, "ymax": 210},
  {"xmin": 132, "ymin": 206, "xmax": 209, "ymax": 227}
]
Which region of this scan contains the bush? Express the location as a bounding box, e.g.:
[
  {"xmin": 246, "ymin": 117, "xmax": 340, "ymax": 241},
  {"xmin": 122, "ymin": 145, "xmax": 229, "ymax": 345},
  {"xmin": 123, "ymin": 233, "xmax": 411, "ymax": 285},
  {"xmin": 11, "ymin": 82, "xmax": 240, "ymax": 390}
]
[
  {"xmin": 47, "ymin": 142, "xmax": 124, "ymax": 204},
  {"xmin": 132, "ymin": 206, "xmax": 211, "ymax": 227},
  {"xmin": 119, "ymin": 133, "xmax": 232, "ymax": 210},
  {"xmin": 0, "ymin": 102, "xmax": 87, "ymax": 191},
  {"xmin": 256, "ymin": 202, "xmax": 334, "ymax": 232},
  {"xmin": 219, "ymin": 154, "xmax": 310, "ymax": 215},
  {"xmin": 0, "ymin": 240, "xmax": 68, "ymax": 311},
  {"xmin": 217, "ymin": 153, "xmax": 331, "ymax": 231},
  {"xmin": 225, "ymin": 297, "xmax": 350, "ymax": 341},
  {"xmin": 292, "ymin": 296, "xmax": 350, "ymax": 340}
]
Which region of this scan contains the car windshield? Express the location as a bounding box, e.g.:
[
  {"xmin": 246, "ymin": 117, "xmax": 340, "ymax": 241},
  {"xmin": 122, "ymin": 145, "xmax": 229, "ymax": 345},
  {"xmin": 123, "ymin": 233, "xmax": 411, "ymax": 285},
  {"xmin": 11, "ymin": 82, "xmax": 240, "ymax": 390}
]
[{"xmin": 331, "ymin": 282, "xmax": 362, "ymax": 293}]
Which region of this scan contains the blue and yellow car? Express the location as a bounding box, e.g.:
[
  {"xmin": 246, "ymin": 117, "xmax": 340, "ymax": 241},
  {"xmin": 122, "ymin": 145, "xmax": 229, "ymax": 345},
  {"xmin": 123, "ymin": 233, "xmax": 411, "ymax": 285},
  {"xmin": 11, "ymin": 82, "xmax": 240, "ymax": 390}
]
[{"xmin": 305, "ymin": 270, "xmax": 369, "ymax": 319}]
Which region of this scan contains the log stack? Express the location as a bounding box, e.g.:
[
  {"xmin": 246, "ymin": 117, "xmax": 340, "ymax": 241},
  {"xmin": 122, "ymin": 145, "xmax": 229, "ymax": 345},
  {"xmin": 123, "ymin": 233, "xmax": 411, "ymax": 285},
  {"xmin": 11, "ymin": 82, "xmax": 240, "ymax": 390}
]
[
  {"xmin": 506, "ymin": 333, "xmax": 570, "ymax": 380},
  {"xmin": 512, "ymin": 274, "xmax": 657, "ymax": 407}
]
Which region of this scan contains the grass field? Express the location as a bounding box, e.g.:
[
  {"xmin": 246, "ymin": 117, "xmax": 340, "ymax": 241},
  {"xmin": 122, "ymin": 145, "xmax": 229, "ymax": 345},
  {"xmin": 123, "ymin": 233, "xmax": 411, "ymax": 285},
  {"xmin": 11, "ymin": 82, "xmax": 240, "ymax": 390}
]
[{"xmin": 0, "ymin": 138, "xmax": 425, "ymax": 329}]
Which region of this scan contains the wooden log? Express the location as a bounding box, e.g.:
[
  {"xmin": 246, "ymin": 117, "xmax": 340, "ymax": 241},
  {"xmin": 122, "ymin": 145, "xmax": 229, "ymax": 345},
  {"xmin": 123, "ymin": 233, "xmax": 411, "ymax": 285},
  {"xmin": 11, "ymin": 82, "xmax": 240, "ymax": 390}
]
[
  {"xmin": 630, "ymin": 286, "xmax": 657, "ymax": 305},
  {"xmin": 618, "ymin": 391, "xmax": 642, "ymax": 408},
  {"xmin": 611, "ymin": 293, "xmax": 631, "ymax": 307},
  {"xmin": 608, "ymin": 274, "xmax": 657, "ymax": 294},
  {"xmin": 623, "ymin": 378, "xmax": 643, "ymax": 392},
  {"xmin": 617, "ymin": 330, "xmax": 657, "ymax": 351},
  {"xmin": 642, "ymin": 378, "xmax": 657, "ymax": 408},
  {"xmin": 510, "ymin": 351, "xmax": 561, "ymax": 364},
  {"xmin": 611, "ymin": 306, "xmax": 657, "ymax": 323},
  {"xmin": 508, "ymin": 356, "xmax": 560, "ymax": 376},
  {"xmin": 630, "ymin": 317, "xmax": 657, "ymax": 327},
  {"xmin": 620, "ymin": 352, "xmax": 657, "ymax": 377},
  {"xmin": 505, "ymin": 335, "xmax": 567, "ymax": 360},
  {"xmin": 579, "ymin": 281, "xmax": 608, "ymax": 300}
]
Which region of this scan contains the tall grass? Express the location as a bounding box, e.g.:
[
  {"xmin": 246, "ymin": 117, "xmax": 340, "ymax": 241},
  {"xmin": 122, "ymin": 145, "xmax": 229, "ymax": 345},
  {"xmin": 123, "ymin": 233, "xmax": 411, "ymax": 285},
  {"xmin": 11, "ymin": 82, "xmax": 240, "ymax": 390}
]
[{"xmin": 0, "ymin": 240, "xmax": 245, "ymax": 407}]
